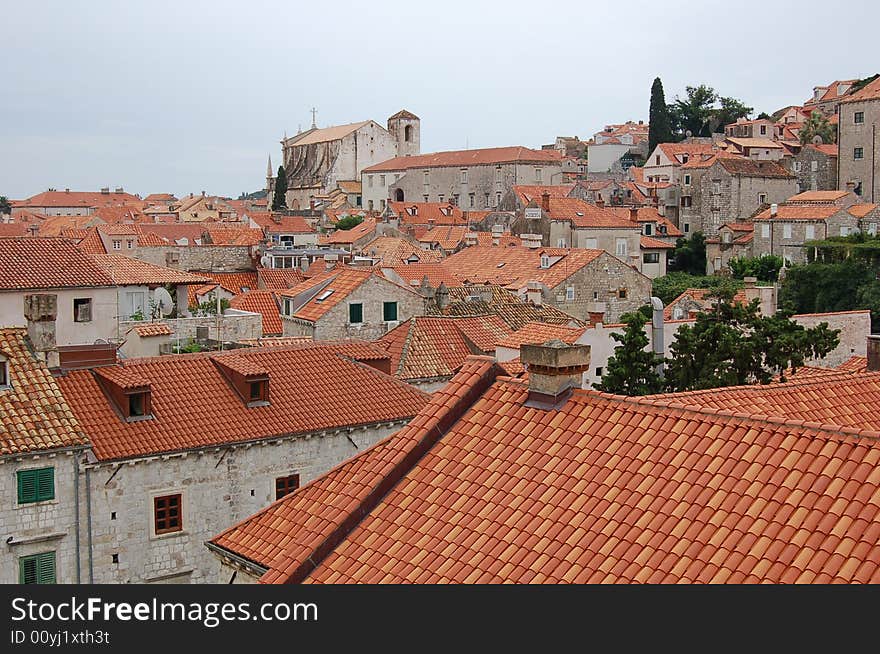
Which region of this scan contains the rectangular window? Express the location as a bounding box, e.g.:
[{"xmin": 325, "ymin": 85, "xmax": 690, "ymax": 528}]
[
  {"xmin": 73, "ymin": 298, "xmax": 92, "ymax": 323},
  {"xmin": 154, "ymin": 494, "xmax": 182, "ymax": 535},
  {"xmin": 811, "ymin": 161, "xmax": 818, "ymax": 172},
  {"xmin": 535, "ymin": 168, "xmax": 542, "ymax": 182},
  {"xmin": 595, "ymin": 367, "xmax": 603, "ymax": 377},
  {"xmin": 680, "ymin": 196, "xmax": 692, "ymax": 208},
  {"xmin": 249, "ymin": 381, "xmax": 264, "ymax": 402},
  {"xmin": 283, "ymin": 298, "xmax": 292, "ymax": 315},
  {"xmin": 452, "ymin": 194, "xmax": 459, "ymax": 206},
  {"xmin": 349, "ymin": 302, "xmax": 363, "ymax": 324},
  {"xmin": 841, "ymin": 226, "xmax": 850, "ymax": 237},
  {"xmin": 643, "ymin": 252, "xmax": 660, "ymax": 264},
  {"xmin": 19, "ymin": 552, "xmax": 56, "ymax": 584},
  {"xmin": 423, "ymin": 195, "xmax": 429, "ymax": 203},
  {"xmin": 0, "ymin": 360, "xmax": 8, "ymax": 387},
  {"xmin": 618, "ymin": 289, "xmax": 628, "ymax": 299},
  {"xmin": 460, "ymin": 169, "xmax": 468, "ymax": 184},
  {"xmin": 128, "ymin": 392, "xmax": 146, "ymax": 417},
  {"xmin": 275, "ymin": 474, "xmax": 300, "ymax": 500},
  {"xmin": 585, "ymin": 238, "xmax": 598, "ymax": 249},
  {"xmin": 383, "ymin": 301, "xmax": 398, "ymax": 322},
  {"xmin": 761, "ymin": 224, "xmax": 770, "ymax": 238},
  {"xmin": 469, "ymin": 193, "xmax": 475, "ymax": 208},
  {"xmin": 379, "ymin": 175, "xmax": 386, "ymax": 186},
  {"xmin": 854, "ymin": 147, "xmax": 864, "ymax": 160},
  {"xmin": 855, "ymin": 111, "xmax": 864, "ymax": 124},
  {"xmin": 495, "ymin": 167, "xmax": 502, "ymax": 183},
  {"xmin": 655, "ymin": 155, "xmax": 660, "ymax": 165},
  {"xmin": 17, "ymin": 467, "xmax": 54, "ymax": 504},
  {"xmin": 684, "ymin": 174, "xmax": 691, "ymax": 186},
  {"xmin": 805, "ymin": 225, "xmax": 815, "ymax": 240},
  {"xmin": 867, "ymin": 223, "xmax": 877, "ymax": 236},
  {"xmin": 783, "ymin": 224, "xmax": 792, "ymax": 239},
  {"xmin": 758, "ymin": 193, "xmax": 767, "ymax": 204},
  {"xmin": 566, "ymin": 286, "xmax": 575, "ymax": 301},
  {"xmin": 127, "ymin": 240, "xmax": 134, "ymax": 249},
  {"xmin": 794, "ymin": 161, "xmax": 802, "ymax": 172},
  {"xmin": 496, "ymin": 192, "xmax": 501, "ymax": 205},
  {"xmin": 485, "ymin": 193, "xmax": 490, "ymax": 207},
  {"xmin": 712, "ymin": 181, "xmax": 721, "ymax": 194},
  {"xmin": 644, "ymin": 224, "xmax": 653, "ymax": 236},
  {"xmin": 112, "ymin": 240, "xmax": 121, "ymax": 250},
  {"xmin": 368, "ymin": 175, "xmax": 374, "ymax": 188},
  {"xmin": 615, "ymin": 239, "xmax": 628, "ymax": 256},
  {"xmin": 423, "ymin": 170, "xmax": 429, "ymax": 185},
  {"xmin": 683, "ymin": 223, "xmax": 690, "ymax": 233},
  {"xmin": 760, "ymin": 125, "xmax": 767, "ymax": 135}
]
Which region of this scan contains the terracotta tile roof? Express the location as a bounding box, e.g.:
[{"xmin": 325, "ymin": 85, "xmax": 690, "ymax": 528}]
[
  {"xmin": 513, "ymin": 185, "xmax": 576, "ymax": 204},
  {"xmin": 546, "ymin": 198, "xmax": 637, "ymax": 228},
  {"xmin": 734, "ymin": 232, "xmax": 754, "ymax": 245},
  {"xmin": 238, "ymin": 337, "xmax": 313, "ymax": 348},
  {"xmin": 377, "ymin": 316, "xmax": 512, "ymax": 381},
  {"xmin": 417, "ymin": 226, "xmax": 469, "ymax": 250},
  {"xmin": 132, "ymin": 322, "xmax": 173, "ymax": 337},
  {"xmin": 143, "ymin": 193, "xmax": 177, "ymax": 204},
  {"xmin": 90, "ymin": 254, "xmax": 209, "ymax": 286},
  {"xmin": 199, "ymin": 272, "xmax": 259, "ymax": 295},
  {"xmin": 788, "ymin": 190, "xmax": 850, "ymax": 203},
  {"xmin": 838, "ymin": 356, "xmax": 869, "ymax": 373},
  {"xmin": 808, "ymin": 144, "xmax": 838, "ymax": 157},
  {"xmin": 473, "ymin": 231, "xmax": 521, "ymax": 247},
  {"xmin": 389, "ymin": 264, "xmax": 463, "ymax": 289},
  {"xmin": 657, "ymin": 142, "xmax": 720, "ymax": 161},
  {"xmin": 839, "ymin": 76, "xmax": 880, "ymax": 103},
  {"xmin": 388, "ymin": 202, "xmax": 466, "ymax": 226},
  {"xmin": 0, "ymin": 328, "xmax": 89, "ymax": 456},
  {"xmin": 229, "ymin": 290, "xmax": 283, "ymax": 336},
  {"xmin": 495, "ymin": 321, "xmax": 585, "ymax": 349},
  {"xmin": 641, "ymin": 236, "xmax": 675, "ymax": 249},
  {"xmin": 36, "ymin": 215, "xmax": 105, "ymax": 237},
  {"xmin": 319, "ymin": 217, "xmax": 376, "ymax": 245},
  {"xmin": 848, "ymin": 204, "xmax": 878, "ymax": 219},
  {"xmin": 436, "ymin": 285, "xmax": 584, "ymax": 330},
  {"xmin": 96, "ymin": 223, "xmax": 139, "ymax": 236},
  {"xmin": 256, "ymin": 267, "xmax": 305, "ymax": 290},
  {"xmin": 715, "ymin": 158, "xmax": 794, "ymax": 179},
  {"xmin": 664, "ymin": 288, "xmax": 749, "ymax": 320},
  {"xmin": 680, "ymin": 151, "xmax": 743, "ymax": 170},
  {"xmin": 806, "ymin": 80, "xmax": 860, "ymax": 105},
  {"xmin": 323, "ymin": 209, "xmax": 376, "ymax": 225},
  {"xmin": 249, "ymin": 213, "xmax": 315, "ymax": 234},
  {"xmin": 361, "ymin": 236, "xmax": 443, "ymax": 266},
  {"xmin": 365, "ymin": 146, "xmax": 562, "ymax": 172},
  {"xmin": 0, "ymin": 223, "xmax": 30, "ymax": 237},
  {"xmin": 611, "ymin": 206, "xmax": 683, "ymax": 236},
  {"xmin": 285, "ymin": 121, "xmax": 371, "ymax": 147},
  {"xmin": 0, "ymin": 237, "xmax": 114, "ymax": 290},
  {"xmin": 441, "ymin": 246, "xmax": 604, "ymax": 289},
  {"xmin": 337, "ymin": 180, "xmax": 362, "ymax": 194},
  {"xmin": 754, "ymin": 205, "xmax": 841, "ymax": 221},
  {"xmin": 91, "ymin": 206, "xmax": 147, "ymax": 224},
  {"xmin": 724, "ymin": 222, "xmax": 755, "ymax": 232},
  {"xmin": 20, "ymin": 190, "xmax": 143, "ymax": 210},
  {"xmin": 726, "ymin": 137, "xmax": 784, "ymax": 150},
  {"xmin": 135, "ymin": 224, "xmax": 207, "ymax": 245},
  {"xmin": 58, "ymin": 342, "xmax": 429, "ymax": 462},
  {"xmin": 497, "ymin": 357, "xmax": 525, "ymax": 376},
  {"xmin": 213, "ymin": 360, "xmax": 880, "ymax": 583},
  {"xmin": 205, "ymin": 227, "xmax": 264, "ymax": 246}
]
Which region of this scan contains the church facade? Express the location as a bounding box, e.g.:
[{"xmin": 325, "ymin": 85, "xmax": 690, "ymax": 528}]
[{"xmin": 267, "ymin": 110, "xmax": 420, "ymax": 210}]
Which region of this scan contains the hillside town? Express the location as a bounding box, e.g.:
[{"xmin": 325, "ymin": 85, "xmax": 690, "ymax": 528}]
[{"xmin": 3, "ymin": 72, "xmax": 880, "ymax": 586}]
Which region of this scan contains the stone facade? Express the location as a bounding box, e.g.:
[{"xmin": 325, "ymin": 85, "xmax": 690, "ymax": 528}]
[
  {"xmin": 784, "ymin": 146, "xmax": 838, "ymax": 192},
  {"xmin": 134, "ymin": 246, "xmax": 255, "ymax": 273},
  {"xmin": 119, "ymin": 312, "xmax": 264, "ymax": 347},
  {"xmin": 752, "ymin": 210, "xmax": 859, "ymax": 264},
  {"xmin": 838, "ymin": 90, "xmax": 879, "ymax": 203}
]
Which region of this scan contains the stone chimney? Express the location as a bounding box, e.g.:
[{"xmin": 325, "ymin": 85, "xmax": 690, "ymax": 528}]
[
  {"xmin": 541, "ymin": 191, "xmax": 551, "ymax": 213},
  {"xmin": 521, "ymin": 233, "xmax": 542, "ymax": 249},
  {"xmin": 629, "ymin": 207, "xmax": 639, "ymax": 222},
  {"xmin": 586, "ymin": 301, "xmax": 606, "ymax": 326},
  {"xmin": 521, "ymin": 340, "xmax": 591, "ymax": 409},
  {"xmin": 435, "ymin": 281, "xmax": 449, "ymax": 310},
  {"xmin": 23, "ymin": 294, "xmax": 58, "ymax": 364},
  {"xmin": 770, "ymin": 203, "xmax": 778, "ymax": 218},
  {"xmin": 526, "ymin": 281, "xmax": 543, "ymax": 306},
  {"xmin": 595, "ymin": 197, "xmax": 604, "ymax": 208},
  {"xmin": 868, "ymin": 335, "xmax": 880, "ymax": 372},
  {"xmin": 491, "ymin": 224, "xmax": 504, "ymax": 246},
  {"xmin": 846, "ymin": 181, "xmax": 856, "ymax": 193},
  {"xmin": 464, "ymin": 231, "xmax": 478, "ymax": 247}
]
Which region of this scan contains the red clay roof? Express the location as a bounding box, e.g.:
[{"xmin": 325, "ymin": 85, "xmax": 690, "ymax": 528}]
[
  {"xmin": 132, "ymin": 322, "xmax": 173, "ymax": 337},
  {"xmin": 788, "ymin": 190, "xmax": 850, "ymax": 203},
  {"xmin": 58, "ymin": 342, "xmax": 429, "ymax": 462},
  {"xmin": 213, "ymin": 360, "xmax": 880, "ymax": 583},
  {"xmin": 389, "ymin": 264, "xmax": 463, "ymax": 289},
  {"xmin": 90, "ymin": 254, "xmax": 209, "ymax": 286},
  {"xmin": 0, "ymin": 237, "xmax": 115, "ymax": 290},
  {"xmin": 547, "ymin": 198, "xmax": 637, "ymax": 228},
  {"xmin": 513, "ymin": 185, "xmax": 576, "ymax": 204},
  {"xmin": 320, "ymin": 217, "xmax": 376, "ymax": 245},
  {"xmin": 0, "ymin": 328, "xmax": 89, "ymax": 456},
  {"xmin": 361, "ymin": 236, "xmax": 443, "ymax": 266},
  {"xmin": 715, "ymin": 158, "xmax": 794, "ymax": 178},
  {"xmin": 848, "ymin": 204, "xmax": 878, "ymax": 219},
  {"xmin": 417, "ymin": 226, "xmax": 469, "ymax": 250},
  {"xmin": 257, "ymin": 267, "xmax": 305, "ymax": 290},
  {"xmin": 0, "ymin": 223, "xmax": 30, "ymax": 237},
  {"xmin": 229, "ymin": 290, "xmax": 284, "ymax": 336},
  {"xmin": 754, "ymin": 205, "xmax": 841, "ymax": 221},
  {"xmin": 377, "ymin": 316, "xmax": 512, "ymax": 381},
  {"xmin": 837, "ymin": 356, "xmax": 869, "ymax": 373},
  {"xmin": 364, "ymin": 146, "xmax": 563, "ymax": 172},
  {"xmin": 840, "ymin": 76, "xmax": 880, "ymax": 104},
  {"xmin": 441, "ymin": 246, "xmax": 604, "ymax": 288},
  {"xmin": 249, "ymin": 213, "xmax": 315, "ymax": 234},
  {"xmin": 495, "ymin": 321, "xmax": 585, "ymax": 349},
  {"xmin": 199, "ymin": 272, "xmax": 259, "ymax": 295},
  {"xmin": 641, "ymin": 236, "xmax": 675, "ymax": 249},
  {"xmin": 20, "ymin": 190, "xmax": 143, "ymax": 209},
  {"xmin": 388, "ymin": 202, "xmax": 466, "ymax": 226}
]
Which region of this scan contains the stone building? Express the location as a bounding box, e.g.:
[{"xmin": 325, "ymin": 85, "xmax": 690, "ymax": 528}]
[
  {"xmin": 784, "ymin": 143, "xmax": 839, "ymax": 192},
  {"xmin": 697, "ymin": 158, "xmax": 796, "ymax": 237},
  {"xmin": 279, "ymin": 267, "xmax": 426, "ymax": 340},
  {"xmin": 271, "ymin": 110, "xmax": 420, "ymax": 210},
  {"xmin": 362, "ymin": 146, "xmax": 564, "ymax": 211},
  {"xmin": 440, "ymin": 245, "xmax": 651, "ymax": 323},
  {"xmin": 55, "ymin": 342, "xmax": 429, "ymax": 583},
  {"xmin": 804, "ymin": 79, "xmax": 860, "ymax": 117},
  {"xmin": 705, "ymin": 222, "xmax": 754, "ymax": 274},
  {"xmin": 14, "ymin": 188, "xmax": 143, "ymax": 217},
  {"xmin": 837, "ymin": 76, "xmax": 880, "ymax": 203}
]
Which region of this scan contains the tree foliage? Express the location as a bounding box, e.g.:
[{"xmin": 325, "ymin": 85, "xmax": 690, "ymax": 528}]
[
  {"xmin": 189, "ymin": 296, "xmax": 231, "ymax": 316},
  {"xmin": 0, "ymin": 196, "xmax": 11, "ymax": 215},
  {"xmin": 664, "ymin": 289, "xmax": 840, "ymax": 391},
  {"xmin": 668, "ymin": 85, "xmax": 752, "ymax": 137},
  {"xmin": 799, "ymin": 111, "xmax": 836, "ymax": 145},
  {"xmin": 593, "ymin": 311, "xmax": 664, "ymax": 396},
  {"xmin": 728, "ymin": 254, "xmax": 784, "ymax": 282},
  {"xmin": 652, "ymin": 271, "xmax": 742, "ymax": 305},
  {"xmin": 648, "ymin": 77, "xmax": 674, "ymax": 154},
  {"xmin": 334, "ymin": 215, "xmax": 364, "ymax": 231},
  {"xmin": 756, "ymin": 112, "xmax": 771, "ymax": 120},
  {"xmin": 272, "ymin": 165, "xmax": 288, "ymax": 211},
  {"xmin": 669, "ymin": 232, "xmax": 707, "ymax": 275}
]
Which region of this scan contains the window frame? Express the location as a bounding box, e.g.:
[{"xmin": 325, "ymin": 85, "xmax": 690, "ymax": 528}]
[
  {"xmin": 348, "ymin": 302, "xmax": 364, "ymax": 324},
  {"xmin": 854, "ymin": 147, "xmax": 864, "ymax": 160},
  {"xmin": 382, "ymin": 301, "xmax": 398, "ymax": 322},
  {"xmin": 153, "ymin": 493, "xmax": 183, "ymax": 536},
  {"xmin": 17, "ymin": 466, "xmax": 55, "ymax": 504},
  {"xmin": 854, "ymin": 111, "xmax": 864, "ymax": 124},
  {"xmin": 643, "ymin": 252, "xmax": 660, "ymax": 264},
  {"xmin": 275, "ymin": 474, "xmax": 301, "ymax": 500},
  {"xmin": 19, "ymin": 551, "xmax": 56, "ymax": 584},
  {"xmin": 73, "ymin": 297, "xmax": 92, "ymax": 323}
]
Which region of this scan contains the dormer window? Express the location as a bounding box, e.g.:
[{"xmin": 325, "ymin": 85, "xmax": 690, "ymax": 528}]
[
  {"xmin": 249, "ymin": 380, "xmax": 265, "ymax": 402},
  {"xmin": 128, "ymin": 392, "xmax": 146, "ymax": 417},
  {"xmin": 0, "ymin": 357, "xmax": 8, "ymax": 388},
  {"xmin": 540, "ymin": 255, "xmax": 550, "ymax": 269},
  {"xmin": 644, "ymin": 224, "xmax": 653, "ymax": 236}
]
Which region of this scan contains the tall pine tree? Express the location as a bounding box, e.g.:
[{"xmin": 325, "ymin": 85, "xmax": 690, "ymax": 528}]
[
  {"xmin": 272, "ymin": 165, "xmax": 288, "ymax": 211},
  {"xmin": 593, "ymin": 312, "xmax": 664, "ymax": 396},
  {"xmin": 648, "ymin": 77, "xmax": 673, "ymax": 153}
]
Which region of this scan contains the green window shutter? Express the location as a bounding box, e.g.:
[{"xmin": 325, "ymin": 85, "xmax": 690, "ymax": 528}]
[
  {"xmin": 17, "ymin": 470, "xmax": 37, "ymax": 504},
  {"xmin": 349, "ymin": 303, "xmax": 363, "ymax": 324},
  {"xmin": 383, "ymin": 302, "xmax": 398, "ymax": 322},
  {"xmin": 19, "ymin": 552, "xmax": 56, "ymax": 584},
  {"xmin": 36, "ymin": 467, "xmax": 55, "ymax": 502}
]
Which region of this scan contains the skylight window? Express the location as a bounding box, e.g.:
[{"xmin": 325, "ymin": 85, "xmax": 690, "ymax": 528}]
[
  {"xmin": 576, "ymin": 212, "xmax": 584, "ymax": 216},
  {"xmin": 316, "ymin": 290, "xmax": 334, "ymax": 302},
  {"xmin": 496, "ymin": 262, "xmax": 506, "ymax": 268}
]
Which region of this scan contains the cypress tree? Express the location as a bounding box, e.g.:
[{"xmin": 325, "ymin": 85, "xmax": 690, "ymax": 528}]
[
  {"xmin": 272, "ymin": 165, "xmax": 288, "ymax": 211},
  {"xmin": 593, "ymin": 312, "xmax": 664, "ymax": 396},
  {"xmin": 648, "ymin": 77, "xmax": 673, "ymax": 153}
]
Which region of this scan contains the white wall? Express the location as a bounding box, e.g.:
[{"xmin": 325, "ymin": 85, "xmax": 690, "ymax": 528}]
[{"xmin": 0, "ymin": 288, "xmax": 118, "ymax": 347}]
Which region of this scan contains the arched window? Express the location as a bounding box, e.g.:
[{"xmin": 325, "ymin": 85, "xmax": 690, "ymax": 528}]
[
  {"xmin": 395, "ymin": 189, "xmax": 405, "ymax": 202},
  {"xmin": 404, "ymin": 125, "xmax": 412, "ymax": 142}
]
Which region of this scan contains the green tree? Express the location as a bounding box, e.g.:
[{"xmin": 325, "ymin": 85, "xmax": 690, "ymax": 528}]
[
  {"xmin": 593, "ymin": 311, "xmax": 664, "ymax": 396},
  {"xmin": 799, "ymin": 111, "xmax": 836, "ymax": 145},
  {"xmin": 648, "ymin": 77, "xmax": 674, "ymax": 153},
  {"xmin": 756, "ymin": 112, "xmax": 771, "ymax": 120},
  {"xmin": 712, "ymin": 96, "xmax": 754, "ymax": 133},
  {"xmin": 669, "ymin": 85, "xmax": 752, "ymax": 137},
  {"xmin": 272, "ymin": 165, "xmax": 288, "ymax": 211},
  {"xmin": 652, "ymin": 271, "xmax": 742, "ymax": 305},
  {"xmin": 189, "ymin": 296, "xmax": 231, "ymax": 316},
  {"xmin": 334, "ymin": 215, "xmax": 364, "ymax": 231},
  {"xmin": 664, "ymin": 289, "xmax": 840, "ymax": 391},
  {"xmin": 0, "ymin": 196, "xmax": 11, "ymax": 215},
  {"xmin": 728, "ymin": 254, "xmax": 784, "ymax": 282},
  {"xmin": 670, "ymin": 232, "xmax": 707, "ymax": 275}
]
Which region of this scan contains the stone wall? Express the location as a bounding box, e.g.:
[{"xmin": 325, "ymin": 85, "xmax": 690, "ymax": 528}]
[
  {"xmin": 838, "ymin": 96, "xmax": 879, "ymax": 202},
  {"xmin": 751, "ymin": 210, "xmax": 860, "ymax": 264},
  {"xmin": 135, "ymin": 246, "xmax": 255, "ymax": 273},
  {"xmin": 784, "ymin": 147, "xmax": 838, "ymax": 192},
  {"xmin": 120, "ymin": 311, "xmax": 263, "ymax": 346}
]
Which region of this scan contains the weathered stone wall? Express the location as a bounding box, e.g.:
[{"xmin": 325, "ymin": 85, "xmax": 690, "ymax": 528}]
[
  {"xmin": 792, "ymin": 309, "xmax": 871, "ymax": 367},
  {"xmin": 120, "ymin": 312, "xmax": 263, "ymax": 346},
  {"xmin": 700, "ymin": 164, "xmax": 796, "ymax": 236},
  {"xmin": 784, "ymin": 147, "xmax": 838, "ymax": 192},
  {"xmin": 838, "ymin": 97, "xmax": 879, "ymax": 202},
  {"xmin": 134, "ymin": 246, "xmax": 255, "ymax": 272}
]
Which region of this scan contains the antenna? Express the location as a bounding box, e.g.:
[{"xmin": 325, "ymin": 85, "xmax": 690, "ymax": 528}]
[
  {"xmin": 310, "ymin": 107, "xmax": 317, "ymax": 129},
  {"xmin": 152, "ymin": 287, "xmax": 175, "ymax": 317}
]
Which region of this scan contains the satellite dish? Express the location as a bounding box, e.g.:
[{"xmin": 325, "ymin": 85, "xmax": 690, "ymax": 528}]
[
  {"xmin": 260, "ymin": 254, "xmax": 271, "ymax": 267},
  {"xmin": 153, "ymin": 287, "xmax": 175, "ymax": 317}
]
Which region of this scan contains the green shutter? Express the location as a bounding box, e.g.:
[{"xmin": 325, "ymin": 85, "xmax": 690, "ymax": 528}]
[
  {"xmin": 19, "ymin": 552, "xmax": 56, "ymax": 584},
  {"xmin": 383, "ymin": 302, "xmax": 398, "ymax": 322},
  {"xmin": 17, "ymin": 467, "xmax": 53, "ymax": 504},
  {"xmin": 349, "ymin": 303, "xmax": 363, "ymax": 324}
]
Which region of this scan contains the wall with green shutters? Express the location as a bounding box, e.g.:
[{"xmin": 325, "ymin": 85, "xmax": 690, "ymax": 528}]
[
  {"xmin": 17, "ymin": 467, "xmax": 54, "ymax": 504},
  {"xmin": 19, "ymin": 551, "xmax": 56, "ymax": 584}
]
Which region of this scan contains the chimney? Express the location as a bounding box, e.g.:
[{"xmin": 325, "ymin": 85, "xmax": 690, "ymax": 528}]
[
  {"xmin": 435, "ymin": 281, "xmax": 449, "ymax": 310},
  {"xmin": 595, "ymin": 197, "xmax": 604, "ymax": 208},
  {"xmin": 526, "ymin": 281, "xmax": 543, "ymax": 306},
  {"xmin": 657, "ymin": 203, "xmax": 665, "ymax": 217},
  {"xmin": 23, "ymin": 294, "xmax": 58, "ymax": 362},
  {"xmin": 846, "ymin": 181, "xmax": 856, "ymax": 192},
  {"xmin": 115, "ymin": 187, "xmax": 124, "ymax": 193},
  {"xmin": 521, "ymin": 340, "xmax": 591, "ymax": 409},
  {"xmin": 464, "ymin": 231, "xmax": 478, "ymax": 247},
  {"xmin": 521, "ymin": 233, "xmax": 542, "ymax": 249},
  {"xmin": 586, "ymin": 301, "xmax": 606, "ymax": 327},
  {"xmin": 629, "ymin": 207, "xmax": 639, "ymax": 222},
  {"xmin": 100, "ymin": 187, "xmax": 110, "ymax": 194},
  {"xmin": 201, "ymin": 190, "xmax": 206, "ymax": 197},
  {"xmin": 867, "ymin": 335, "xmax": 880, "ymax": 372},
  {"xmin": 650, "ymin": 297, "xmax": 664, "ymax": 376},
  {"xmin": 541, "ymin": 192, "xmax": 551, "ymax": 213},
  {"xmin": 770, "ymin": 203, "xmax": 778, "ymax": 218},
  {"xmin": 65, "ymin": 188, "xmax": 70, "ymax": 193}
]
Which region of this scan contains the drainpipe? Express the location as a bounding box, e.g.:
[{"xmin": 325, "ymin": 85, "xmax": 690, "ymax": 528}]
[
  {"xmin": 86, "ymin": 466, "xmax": 94, "ymax": 583},
  {"xmin": 74, "ymin": 451, "xmax": 81, "ymax": 584},
  {"xmin": 650, "ymin": 296, "xmax": 664, "ymax": 377}
]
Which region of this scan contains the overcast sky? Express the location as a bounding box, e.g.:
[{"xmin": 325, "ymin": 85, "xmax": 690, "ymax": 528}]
[{"xmin": 3, "ymin": 0, "xmax": 878, "ymax": 200}]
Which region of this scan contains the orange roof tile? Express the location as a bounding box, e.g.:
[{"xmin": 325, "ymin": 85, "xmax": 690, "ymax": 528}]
[
  {"xmin": 513, "ymin": 185, "xmax": 576, "ymax": 204},
  {"xmin": 754, "ymin": 205, "xmax": 841, "ymax": 221},
  {"xmin": 20, "ymin": 190, "xmax": 143, "ymax": 210},
  {"xmin": 546, "ymin": 198, "xmax": 637, "ymax": 228},
  {"xmin": 437, "ymin": 285, "xmax": 584, "ymax": 330},
  {"xmin": 837, "ymin": 356, "xmax": 869, "ymax": 373},
  {"xmin": 495, "ymin": 321, "xmax": 585, "ymax": 349},
  {"xmin": 249, "ymin": 213, "xmax": 315, "ymax": 234},
  {"xmin": 132, "ymin": 322, "xmax": 173, "ymax": 337},
  {"xmin": 36, "ymin": 214, "xmax": 105, "ymax": 237},
  {"xmin": 441, "ymin": 246, "xmax": 604, "ymax": 289},
  {"xmin": 90, "ymin": 254, "xmax": 209, "ymax": 286},
  {"xmin": 0, "ymin": 223, "xmax": 30, "ymax": 237},
  {"xmin": 0, "ymin": 237, "xmax": 114, "ymax": 290},
  {"xmin": 58, "ymin": 342, "xmax": 429, "ymax": 462},
  {"xmin": 361, "ymin": 236, "xmax": 443, "ymax": 266},
  {"xmin": 788, "ymin": 190, "xmax": 850, "ymax": 203},
  {"xmin": 417, "ymin": 226, "xmax": 468, "ymax": 250},
  {"xmin": 848, "ymin": 204, "xmax": 878, "ymax": 219},
  {"xmin": 389, "ymin": 263, "xmax": 463, "ymax": 289},
  {"xmin": 473, "ymin": 231, "xmax": 520, "ymax": 247},
  {"xmin": 204, "ymin": 227, "xmax": 264, "ymax": 246},
  {"xmin": 0, "ymin": 328, "xmax": 89, "ymax": 456},
  {"xmin": 319, "ymin": 217, "xmax": 376, "ymax": 245},
  {"xmin": 716, "ymin": 158, "xmax": 794, "ymax": 178},
  {"xmin": 839, "ymin": 76, "xmax": 880, "ymax": 104},
  {"xmin": 229, "ymin": 290, "xmax": 284, "ymax": 336},
  {"xmin": 664, "ymin": 288, "xmax": 750, "ymax": 320},
  {"xmin": 641, "ymin": 236, "xmax": 675, "ymax": 249},
  {"xmin": 364, "ymin": 147, "xmax": 562, "ymax": 172},
  {"xmin": 198, "ymin": 272, "xmax": 259, "ymax": 295},
  {"xmin": 212, "ymin": 360, "xmax": 880, "ymax": 584},
  {"xmin": 388, "ymin": 202, "xmax": 466, "ymax": 227},
  {"xmin": 256, "ymin": 267, "xmax": 305, "ymax": 290}
]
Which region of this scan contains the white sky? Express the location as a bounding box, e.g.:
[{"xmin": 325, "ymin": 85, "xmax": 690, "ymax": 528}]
[{"xmin": 2, "ymin": 0, "xmax": 878, "ymax": 199}]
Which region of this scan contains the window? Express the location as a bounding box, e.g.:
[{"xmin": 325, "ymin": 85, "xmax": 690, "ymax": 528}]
[
  {"xmin": 423, "ymin": 195, "xmax": 429, "ymax": 203},
  {"xmin": 840, "ymin": 226, "xmax": 851, "ymax": 237},
  {"xmin": 125, "ymin": 291, "xmax": 145, "ymax": 319},
  {"xmin": 112, "ymin": 240, "xmax": 121, "ymax": 250},
  {"xmin": 681, "ymin": 196, "xmax": 692, "ymax": 208},
  {"xmin": 615, "ymin": 238, "xmax": 628, "ymax": 257},
  {"xmin": 154, "ymin": 494, "xmax": 182, "ymax": 535},
  {"xmin": 469, "ymin": 193, "xmax": 475, "ymax": 208},
  {"xmin": 496, "ymin": 192, "xmax": 502, "ymax": 205},
  {"xmin": 540, "ymin": 255, "xmax": 550, "ymax": 269},
  {"xmin": 380, "ymin": 199, "xmax": 386, "ymax": 210},
  {"xmin": 712, "ymin": 180, "xmax": 721, "ymax": 194},
  {"xmin": 758, "ymin": 193, "xmax": 768, "ymax": 204},
  {"xmin": 566, "ymin": 286, "xmax": 575, "ymax": 301},
  {"xmin": 644, "ymin": 223, "xmax": 653, "ymax": 236},
  {"xmin": 618, "ymin": 289, "xmax": 628, "ymax": 299},
  {"xmin": 761, "ymin": 224, "xmax": 770, "ymax": 238},
  {"xmin": 316, "ymin": 290, "xmax": 334, "ymax": 302},
  {"xmin": 495, "ymin": 166, "xmax": 502, "ymax": 183},
  {"xmin": 683, "ymin": 223, "xmax": 690, "ymax": 233},
  {"xmin": 73, "ymin": 298, "xmax": 92, "ymax": 323},
  {"xmin": 783, "ymin": 223, "xmax": 792, "ymax": 239},
  {"xmin": 349, "ymin": 302, "xmax": 363, "ymax": 324},
  {"xmin": 128, "ymin": 393, "xmax": 146, "ymax": 417},
  {"xmin": 379, "ymin": 175, "xmax": 386, "ymax": 186},
  {"xmin": 557, "ymin": 238, "xmax": 567, "ymax": 248},
  {"xmin": 854, "ymin": 147, "xmax": 864, "ymax": 160},
  {"xmin": 452, "ymin": 194, "xmax": 459, "ymax": 206},
  {"xmin": 655, "ymin": 155, "xmax": 660, "ymax": 165},
  {"xmin": 681, "ymin": 154, "xmax": 689, "ymax": 164},
  {"xmin": 19, "ymin": 552, "xmax": 56, "ymax": 584},
  {"xmin": 684, "ymin": 174, "xmax": 691, "ymax": 186},
  {"xmin": 811, "ymin": 161, "xmax": 818, "ymax": 172},
  {"xmin": 127, "ymin": 239, "xmax": 134, "ymax": 249},
  {"xmin": 17, "ymin": 467, "xmax": 54, "ymax": 504},
  {"xmin": 585, "ymin": 238, "xmax": 598, "ymax": 249},
  {"xmin": 460, "ymin": 169, "xmax": 468, "ymax": 184},
  {"xmin": 535, "ymin": 168, "xmax": 542, "ymax": 182},
  {"xmin": 595, "ymin": 367, "xmax": 603, "ymax": 377},
  {"xmin": 249, "ymin": 381, "xmax": 264, "ymax": 402},
  {"xmin": 383, "ymin": 301, "xmax": 398, "ymax": 322},
  {"xmin": 794, "ymin": 161, "xmax": 802, "ymax": 172},
  {"xmin": 0, "ymin": 358, "xmax": 7, "ymax": 387},
  {"xmin": 855, "ymin": 111, "xmax": 864, "ymax": 124},
  {"xmin": 423, "ymin": 170, "xmax": 429, "ymax": 185},
  {"xmin": 404, "ymin": 124, "xmax": 412, "ymax": 141},
  {"xmin": 368, "ymin": 175, "xmax": 374, "ymax": 188},
  {"xmin": 485, "ymin": 193, "xmax": 490, "ymax": 207},
  {"xmin": 805, "ymin": 225, "xmax": 815, "ymax": 240},
  {"xmin": 867, "ymin": 223, "xmax": 877, "ymax": 236},
  {"xmin": 643, "ymin": 252, "xmax": 660, "ymax": 264},
  {"xmin": 283, "ymin": 298, "xmax": 292, "ymax": 316},
  {"xmin": 275, "ymin": 474, "xmax": 300, "ymax": 500},
  {"xmin": 593, "ymin": 291, "xmax": 599, "ymax": 300},
  {"xmin": 368, "ymin": 200, "xmax": 374, "ymax": 210}
]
